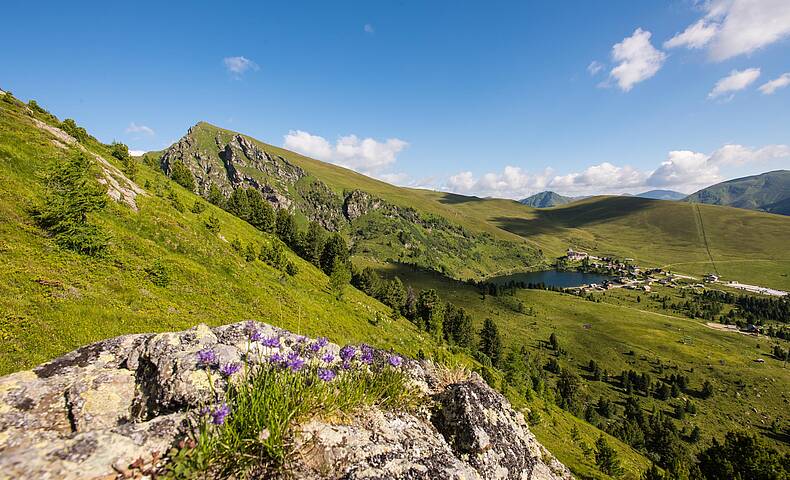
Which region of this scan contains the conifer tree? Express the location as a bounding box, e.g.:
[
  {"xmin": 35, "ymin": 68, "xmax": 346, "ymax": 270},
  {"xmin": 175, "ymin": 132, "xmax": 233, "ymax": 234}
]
[{"xmin": 34, "ymin": 152, "xmax": 108, "ymax": 256}]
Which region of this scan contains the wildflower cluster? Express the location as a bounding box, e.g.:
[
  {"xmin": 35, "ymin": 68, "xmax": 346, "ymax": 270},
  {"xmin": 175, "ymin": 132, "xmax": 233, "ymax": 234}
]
[{"xmin": 193, "ymin": 322, "xmax": 406, "ymax": 428}]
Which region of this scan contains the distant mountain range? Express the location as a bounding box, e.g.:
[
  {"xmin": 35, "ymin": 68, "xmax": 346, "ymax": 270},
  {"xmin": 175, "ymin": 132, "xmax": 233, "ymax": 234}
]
[
  {"xmin": 520, "ymin": 189, "xmax": 685, "ymax": 208},
  {"xmin": 518, "ymin": 191, "xmax": 575, "ymax": 207},
  {"xmin": 634, "ymin": 190, "xmax": 686, "ymax": 200},
  {"xmin": 685, "ymin": 170, "xmax": 790, "ymax": 216}
]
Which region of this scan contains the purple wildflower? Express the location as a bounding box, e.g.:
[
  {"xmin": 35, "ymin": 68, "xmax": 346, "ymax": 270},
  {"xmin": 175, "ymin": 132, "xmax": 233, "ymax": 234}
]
[
  {"xmin": 388, "ymin": 355, "xmax": 403, "ymax": 367},
  {"xmin": 341, "ymin": 360, "xmax": 353, "ymax": 370},
  {"xmin": 295, "ymin": 335, "xmax": 307, "ymax": 343},
  {"xmin": 211, "ymin": 404, "xmax": 231, "ymax": 425},
  {"xmin": 268, "ymin": 352, "xmax": 284, "ymax": 365},
  {"xmin": 261, "ymin": 336, "xmax": 280, "ymax": 348},
  {"xmin": 360, "ymin": 344, "xmax": 374, "ymax": 365},
  {"xmin": 339, "ymin": 345, "xmax": 356, "ymax": 362},
  {"xmin": 286, "ymin": 352, "xmax": 305, "ymax": 372},
  {"xmin": 244, "ymin": 321, "xmax": 262, "ymax": 341},
  {"xmin": 321, "ymin": 352, "xmax": 335, "ymax": 364},
  {"xmin": 196, "ymin": 348, "xmax": 218, "ymax": 367},
  {"xmin": 219, "ymin": 362, "xmax": 242, "ymax": 376},
  {"xmin": 318, "ymin": 368, "xmax": 336, "ymax": 382},
  {"xmin": 308, "ymin": 341, "xmax": 322, "ymax": 352}
]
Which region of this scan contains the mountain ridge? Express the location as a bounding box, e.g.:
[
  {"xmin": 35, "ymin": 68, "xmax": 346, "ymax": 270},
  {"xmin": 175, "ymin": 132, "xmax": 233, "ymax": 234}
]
[{"xmin": 685, "ymin": 170, "xmax": 790, "ymax": 215}]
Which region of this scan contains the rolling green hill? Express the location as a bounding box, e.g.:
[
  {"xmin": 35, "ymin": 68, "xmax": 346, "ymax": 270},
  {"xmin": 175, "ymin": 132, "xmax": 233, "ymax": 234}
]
[
  {"xmin": 157, "ymin": 123, "xmax": 790, "ymax": 290},
  {"xmin": 685, "ymin": 170, "xmax": 790, "ymax": 216},
  {"xmin": 519, "ymin": 191, "xmax": 575, "ymax": 208}
]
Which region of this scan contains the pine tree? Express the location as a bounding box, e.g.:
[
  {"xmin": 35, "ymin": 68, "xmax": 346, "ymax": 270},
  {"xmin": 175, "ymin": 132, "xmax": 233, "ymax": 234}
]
[
  {"xmin": 170, "ymin": 161, "xmax": 195, "ymax": 191},
  {"xmin": 417, "ymin": 289, "xmax": 443, "ymax": 337},
  {"xmin": 383, "ymin": 277, "xmax": 407, "ymax": 313},
  {"xmin": 227, "ymin": 188, "xmax": 251, "ymax": 221},
  {"xmin": 34, "ymin": 152, "xmax": 108, "ymax": 256},
  {"xmin": 275, "ymin": 208, "xmax": 298, "ymax": 248},
  {"xmin": 479, "ymin": 318, "xmax": 503, "ymax": 366},
  {"xmin": 595, "ymin": 435, "xmax": 624, "ymax": 477},
  {"xmin": 404, "ymin": 286, "xmax": 418, "ymax": 320},
  {"xmin": 320, "ymin": 233, "xmax": 349, "ymax": 276},
  {"xmin": 110, "ymin": 142, "xmax": 137, "ymax": 180},
  {"xmin": 207, "ymin": 184, "xmax": 226, "ymax": 207},
  {"xmin": 329, "ymin": 262, "xmax": 351, "ymax": 300},
  {"xmin": 246, "ymin": 189, "xmax": 275, "ymax": 232},
  {"xmin": 300, "ymin": 221, "xmax": 325, "ymax": 264}
]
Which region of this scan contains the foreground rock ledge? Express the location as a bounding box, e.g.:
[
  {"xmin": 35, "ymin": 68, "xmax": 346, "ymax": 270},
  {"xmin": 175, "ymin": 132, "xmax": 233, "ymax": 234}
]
[{"xmin": 0, "ymin": 322, "xmax": 572, "ymax": 480}]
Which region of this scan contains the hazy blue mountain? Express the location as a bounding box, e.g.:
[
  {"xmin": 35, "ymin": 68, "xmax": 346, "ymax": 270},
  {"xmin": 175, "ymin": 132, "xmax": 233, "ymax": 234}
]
[{"xmin": 635, "ymin": 190, "xmax": 686, "ymax": 200}]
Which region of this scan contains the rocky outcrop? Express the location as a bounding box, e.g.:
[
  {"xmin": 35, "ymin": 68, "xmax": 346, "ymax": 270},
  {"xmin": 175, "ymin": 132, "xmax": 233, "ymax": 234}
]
[
  {"xmin": 0, "ymin": 322, "xmax": 571, "ymax": 480},
  {"xmin": 29, "ymin": 116, "xmax": 147, "ymax": 211}
]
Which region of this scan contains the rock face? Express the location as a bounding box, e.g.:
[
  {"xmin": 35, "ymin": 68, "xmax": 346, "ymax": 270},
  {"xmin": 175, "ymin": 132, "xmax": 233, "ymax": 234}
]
[{"xmin": 0, "ymin": 322, "xmax": 572, "ymax": 479}]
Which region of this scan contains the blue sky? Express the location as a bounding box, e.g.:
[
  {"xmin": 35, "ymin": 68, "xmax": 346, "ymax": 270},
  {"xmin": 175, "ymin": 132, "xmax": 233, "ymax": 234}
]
[{"xmin": 2, "ymin": 0, "xmax": 789, "ymax": 197}]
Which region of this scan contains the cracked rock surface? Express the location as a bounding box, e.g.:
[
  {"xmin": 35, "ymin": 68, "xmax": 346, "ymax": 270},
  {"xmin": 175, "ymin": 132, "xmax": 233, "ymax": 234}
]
[{"xmin": 0, "ymin": 322, "xmax": 571, "ymax": 479}]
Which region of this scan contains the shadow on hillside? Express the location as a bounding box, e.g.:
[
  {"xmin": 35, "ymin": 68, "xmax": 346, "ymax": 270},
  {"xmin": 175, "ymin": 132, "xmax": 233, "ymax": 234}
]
[
  {"xmin": 436, "ymin": 193, "xmax": 486, "ymax": 205},
  {"xmin": 490, "ymin": 196, "xmax": 658, "ymax": 237},
  {"xmin": 758, "ymin": 425, "xmax": 790, "ymax": 446}
]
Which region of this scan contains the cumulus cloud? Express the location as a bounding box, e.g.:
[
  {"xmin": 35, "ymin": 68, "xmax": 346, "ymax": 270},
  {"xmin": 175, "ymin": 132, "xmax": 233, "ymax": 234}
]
[
  {"xmin": 759, "ymin": 73, "xmax": 790, "ymax": 95},
  {"xmin": 708, "ymin": 68, "xmax": 760, "ymax": 99},
  {"xmin": 608, "ymin": 28, "xmax": 667, "ymax": 91},
  {"xmin": 446, "ymin": 167, "xmax": 553, "ymax": 198},
  {"xmin": 551, "ymin": 163, "xmax": 646, "ymax": 191},
  {"xmin": 125, "ymin": 122, "xmax": 155, "ymax": 136},
  {"xmin": 664, "ymin": 0, "xmax": 790, "ymax": 61},
  {"xmin": 283, "ymin": 130, "xmax": 408, "ymax": 175},
  {"xmin": 223, "ymin": 56, "xmax": 259, "ymax": 76},
  {"xmin": 646, "ymin": 150, "xmax": 720, "ymax": 188},
  {"xmin": 129, "ymin": 150, "xmax": 146, "ymax": 156},
  {"xmin": 587, "ymin": 61, "xmax": 604, "ymax": 75},
  {"xmin": 442, "ymin": 144, "xmax": 790, "ymax": 198},
  {"xmin": 663, "ymin": 19, "xmax": 719, "ymax": 49}
]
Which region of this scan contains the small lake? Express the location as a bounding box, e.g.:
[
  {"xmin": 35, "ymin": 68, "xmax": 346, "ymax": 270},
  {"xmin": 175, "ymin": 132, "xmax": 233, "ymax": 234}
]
[{"xmin": 486, "ymin": 270, "xmax": 615, "ymax": 288}]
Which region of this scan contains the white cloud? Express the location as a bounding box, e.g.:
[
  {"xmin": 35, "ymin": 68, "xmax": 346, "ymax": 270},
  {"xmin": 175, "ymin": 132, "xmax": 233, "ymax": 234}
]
[
  {"xmin": 664, "ymin": 19, "xmax": 719, "ymax": 49},
  {"xmin": 446, "ymin": 167, "xmax": 553, "ymax": 198},
  {"xmin": 609, "ymin": 28, "xmax": 667, "ymax": 91},
  {"xmin": 759, "ymin": 73, "xmax": 790, "ymax": 94},
  {"xmin": 129, "ymin": 150, "xmax": 146, "ymax": 156},
  {"xmin": 551, "ymin": 163, "xmax": 646, "ymax": 191},
  {"xmin": 665, "ymin": 0, "xmax": 790, "ymax": 61},
  {"xmin": 283, "ymin": 130, "xmax": 408, "ymax": 175},
  {"xmin": 364, "ymin": 23, "xmax": 375, "ymax": 34},
  {"xmin": 646, "ymin": 150, "xmax": 721, "ymax": 188},
  {"xmin": 223, "ymin": 56, "xmax": 259, "ymax": 76},
  {"xmin": 442, "ymin": 144, "xmax": 790, "ymax": 198},
  {"xmin": 708, "ymin": 68, "xmax": 760, "ymax": 99},
  {"xmin": 646, "ymin": 144, "xmax": 790, "ymax": 190},
  {"xmin": 587, "ymin": 61, "xmax": 604, "ymax": 75},
  {"xmin": 125, "ymin": 122, "xmax": 155, "ymax": 136},
  {"xmin": 708, "ymin": 144, "xmax": 790, "ymax": 166}
]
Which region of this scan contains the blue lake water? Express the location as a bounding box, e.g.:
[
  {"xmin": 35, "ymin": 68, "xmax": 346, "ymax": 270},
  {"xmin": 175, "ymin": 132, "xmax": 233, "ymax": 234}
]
[{"xmin": 487, "ymin": 270, "xmax": 614, "ymax": 288}]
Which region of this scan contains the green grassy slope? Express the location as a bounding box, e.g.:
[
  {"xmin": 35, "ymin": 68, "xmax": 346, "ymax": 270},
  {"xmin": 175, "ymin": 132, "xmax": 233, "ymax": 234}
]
[
  {"xmin": 165, "ymin": 122, "xmax": 790, "ymax": 289},
  {"xmin": 0, "ymin": 97, "xmax": 441, "ymax": 375},
  {"xmin": 685, "ymin": 170, "xmax": 790, "ymax": 215},
  {"xmin": 366, "ymin": 263, "xmax": 790, "ymax": 462},
  {"xmin": 439, "ymin": 195, "xmax": 790, "ymax": 290}
]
